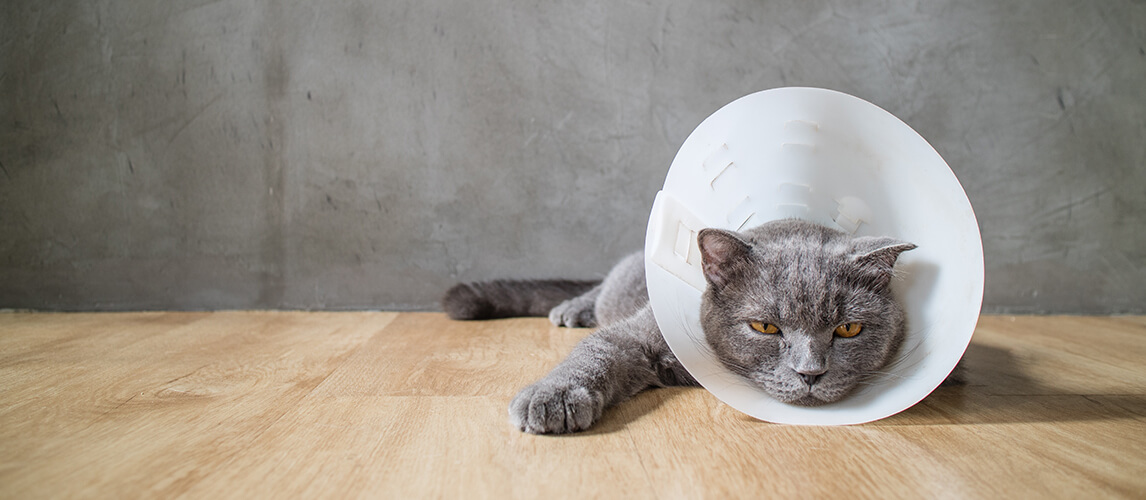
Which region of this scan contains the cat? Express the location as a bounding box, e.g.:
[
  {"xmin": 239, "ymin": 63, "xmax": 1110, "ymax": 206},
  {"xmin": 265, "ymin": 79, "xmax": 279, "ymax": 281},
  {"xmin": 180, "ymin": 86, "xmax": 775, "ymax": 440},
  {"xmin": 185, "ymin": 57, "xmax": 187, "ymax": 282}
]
[{"xmin": 443, "ymin": 218, "xmax": 917, "ymax": 434}]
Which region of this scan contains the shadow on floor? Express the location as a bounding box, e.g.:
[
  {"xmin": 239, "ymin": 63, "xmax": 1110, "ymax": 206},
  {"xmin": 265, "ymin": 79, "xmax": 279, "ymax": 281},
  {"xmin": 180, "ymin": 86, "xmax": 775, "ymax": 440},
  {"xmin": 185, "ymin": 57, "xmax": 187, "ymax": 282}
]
[
  {"xmin": 536, "ymin": 341, "xmax": 1145, "ymax": 435},
  {"xmin": 877, "ymin": 342, "xmax": 1146, "ymax": 426},
  {"xmin": 547, "ymin": 387, "xmax": 695, "ymax": 437}
]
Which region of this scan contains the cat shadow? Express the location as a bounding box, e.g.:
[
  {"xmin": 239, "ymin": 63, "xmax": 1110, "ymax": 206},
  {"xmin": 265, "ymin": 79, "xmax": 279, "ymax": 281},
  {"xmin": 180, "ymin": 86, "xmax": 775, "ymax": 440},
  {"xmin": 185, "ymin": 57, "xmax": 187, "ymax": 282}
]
[
  {"xmin": 872, "ymin": 342, "xmax": 1146, "ymax": 426},
  {"xmin": 549, "ymin": 340, "xmax": 1143, "ymax": 436},
  {"xmin": 550, "ymin": 386, "xmax": 691, "ymax": 437}
]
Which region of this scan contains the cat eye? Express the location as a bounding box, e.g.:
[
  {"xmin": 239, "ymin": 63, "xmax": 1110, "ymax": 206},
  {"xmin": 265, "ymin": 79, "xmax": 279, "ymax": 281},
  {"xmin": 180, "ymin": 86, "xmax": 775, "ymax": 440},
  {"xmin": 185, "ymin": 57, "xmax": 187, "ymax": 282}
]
[
  {"xmin": 749, "ymin": 321, "xmax": 780, "ymax": 334},
  {"xmin": 835, "ymin": 322, "xmax": 863, "ymax": 338}
]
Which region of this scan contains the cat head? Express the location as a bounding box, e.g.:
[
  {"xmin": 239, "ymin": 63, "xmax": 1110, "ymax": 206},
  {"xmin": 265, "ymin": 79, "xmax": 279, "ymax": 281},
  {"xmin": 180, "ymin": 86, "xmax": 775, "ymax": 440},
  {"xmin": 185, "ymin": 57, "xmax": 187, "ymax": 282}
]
[{"xmin": 697, "ymin": 219, "xmax": 916, "ymax": 406}]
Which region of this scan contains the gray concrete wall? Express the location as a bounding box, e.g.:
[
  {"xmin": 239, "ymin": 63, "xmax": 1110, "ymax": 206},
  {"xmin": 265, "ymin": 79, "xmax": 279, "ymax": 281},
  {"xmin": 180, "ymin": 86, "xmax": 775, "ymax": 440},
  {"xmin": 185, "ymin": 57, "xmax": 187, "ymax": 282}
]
[{"xmin": 2, "ymin": 1, "xmax": 1144, "ymax": 313}]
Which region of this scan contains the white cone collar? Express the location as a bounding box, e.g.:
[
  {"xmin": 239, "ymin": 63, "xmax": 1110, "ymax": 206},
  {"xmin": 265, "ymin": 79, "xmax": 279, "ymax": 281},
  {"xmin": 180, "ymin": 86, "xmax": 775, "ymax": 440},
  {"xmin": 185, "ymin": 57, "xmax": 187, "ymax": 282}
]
[{"xmin": 644, "ymin": 88, "xmax": 983, "ymax": 425}]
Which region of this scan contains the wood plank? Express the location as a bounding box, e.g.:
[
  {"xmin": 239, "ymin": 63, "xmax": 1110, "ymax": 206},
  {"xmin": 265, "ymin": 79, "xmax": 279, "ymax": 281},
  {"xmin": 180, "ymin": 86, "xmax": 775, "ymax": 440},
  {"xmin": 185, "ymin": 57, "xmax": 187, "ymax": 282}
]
[
  {"xmin": 1, "ymin": 312, "xmax": 1144, "ymax": 499},
  {"xmin": 968, "ymin": 316, "xmax": 1146, "ymax": 395},
  {"xmin": 0, "ymin": 311, "xmax": 396, "ymax": 498},
  {"xmin": 179, "ymin": 314, "xmax": 655, "ymax": 498}
]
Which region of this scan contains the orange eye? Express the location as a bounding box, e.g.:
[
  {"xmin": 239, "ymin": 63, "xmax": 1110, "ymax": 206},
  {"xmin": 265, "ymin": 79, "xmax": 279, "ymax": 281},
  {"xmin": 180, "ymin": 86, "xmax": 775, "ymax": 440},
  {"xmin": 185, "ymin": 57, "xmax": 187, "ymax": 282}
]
[
  {"xmin": 749, "ymin": 321, "xmax": 780, "ymax": 334},
  {"xmin": 835, "ymin": 322, "xmax": 863, "ymax": 338}
]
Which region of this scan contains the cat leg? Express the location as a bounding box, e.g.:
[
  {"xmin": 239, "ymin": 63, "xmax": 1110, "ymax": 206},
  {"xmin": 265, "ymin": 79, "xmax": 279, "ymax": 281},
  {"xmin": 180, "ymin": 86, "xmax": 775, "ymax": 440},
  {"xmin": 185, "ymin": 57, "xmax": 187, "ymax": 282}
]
[
  {"xmin": 511, "ymin": 307, "xmax": 664, "ymax": 433},
  {"xmin": 548, "ymin": 283, "xmax": 602, "ymax": 328},
  {"xmin": 443, "ymin": 279, "xmax": 600, "ymax": 320},
  {"xmin": 548, "ymin": 251, "xmax": 647, "ymax": 328}
]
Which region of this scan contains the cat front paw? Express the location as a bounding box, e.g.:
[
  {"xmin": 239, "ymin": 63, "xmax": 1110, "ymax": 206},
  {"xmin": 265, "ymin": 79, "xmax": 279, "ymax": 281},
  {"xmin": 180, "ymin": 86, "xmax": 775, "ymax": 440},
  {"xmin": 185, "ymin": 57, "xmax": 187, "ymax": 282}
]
[
  {"xmin": 548, "ymin": 298, "xmax": 597, "ymax": 328},
  {"xmin": 508, "ymin": 381, "xmax": 605, "ymax": 434}
]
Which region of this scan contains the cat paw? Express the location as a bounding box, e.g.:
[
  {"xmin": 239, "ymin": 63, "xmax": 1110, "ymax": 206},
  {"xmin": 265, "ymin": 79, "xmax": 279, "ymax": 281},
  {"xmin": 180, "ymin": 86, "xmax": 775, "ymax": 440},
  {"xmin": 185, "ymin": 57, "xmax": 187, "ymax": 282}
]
[
  {"xmin": 508, "ymin": 381, "xmax": 605, "ymax": 434},
  {"xmin": 548, "ymin": 298, "xmax": 597, "ymax": 328}
]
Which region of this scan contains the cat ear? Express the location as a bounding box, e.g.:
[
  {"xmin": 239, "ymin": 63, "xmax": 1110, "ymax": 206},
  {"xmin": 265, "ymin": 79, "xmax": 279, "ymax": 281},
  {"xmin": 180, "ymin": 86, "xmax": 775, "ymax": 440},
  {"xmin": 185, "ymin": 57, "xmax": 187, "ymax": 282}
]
[
  {"xmin": 698, "ymin": 228, "xmax": 752, "ymax": 290},
  {"xmin": 848, "ymin": 236, "xmax": 917, "ymax": 290}
]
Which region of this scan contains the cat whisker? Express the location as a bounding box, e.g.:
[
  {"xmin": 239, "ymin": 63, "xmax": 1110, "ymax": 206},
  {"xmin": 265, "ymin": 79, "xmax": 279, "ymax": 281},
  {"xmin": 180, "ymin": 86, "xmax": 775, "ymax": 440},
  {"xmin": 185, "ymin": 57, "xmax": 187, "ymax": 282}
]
[
  {"xmin": 855, "ymin": 372, "xmax": 909, "ymax": 385},
  {"xmin": 880, "ymin": 333, "xmax": 926, "ymax": 374},
  {"xmin": 685, "ymin": 329, "xmax": 779, "ymax": 376}
]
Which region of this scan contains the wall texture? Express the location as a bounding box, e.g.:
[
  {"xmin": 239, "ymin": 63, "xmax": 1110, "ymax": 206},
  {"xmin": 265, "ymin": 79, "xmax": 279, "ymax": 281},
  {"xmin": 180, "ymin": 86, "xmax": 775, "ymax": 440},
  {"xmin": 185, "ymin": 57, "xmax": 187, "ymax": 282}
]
[{"xmin": 2, "ymin": 1, "xmax": 1144, "ymax": 313}]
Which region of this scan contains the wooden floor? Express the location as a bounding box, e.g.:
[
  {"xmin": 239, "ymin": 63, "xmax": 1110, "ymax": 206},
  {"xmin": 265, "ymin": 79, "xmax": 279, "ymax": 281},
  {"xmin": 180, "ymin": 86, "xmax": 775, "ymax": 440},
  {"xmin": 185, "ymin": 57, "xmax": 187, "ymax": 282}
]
[{"xmin": 1, "ymin": 312, "xmax": 1144, "ymax": 499}]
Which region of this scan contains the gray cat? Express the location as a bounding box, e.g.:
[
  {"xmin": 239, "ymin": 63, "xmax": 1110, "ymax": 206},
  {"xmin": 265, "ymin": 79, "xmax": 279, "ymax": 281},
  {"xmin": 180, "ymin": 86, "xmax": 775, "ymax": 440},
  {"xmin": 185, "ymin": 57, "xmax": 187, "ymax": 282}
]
[{"xmin": 443, "ymin": 219, "xmax": 916, "ymax": 434}]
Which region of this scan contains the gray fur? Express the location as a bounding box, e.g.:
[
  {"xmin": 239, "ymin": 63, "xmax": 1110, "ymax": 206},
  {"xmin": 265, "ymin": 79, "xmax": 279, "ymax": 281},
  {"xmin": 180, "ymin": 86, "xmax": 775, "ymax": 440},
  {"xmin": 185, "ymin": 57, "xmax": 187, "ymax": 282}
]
[
  {"xmin": 506, "ymin": 253, "xmax": 693, "ymax": 433},
  {"xmin": 443, "ymin": 279, "xmax": 600, "ymax": 321},
  {"xmin": 697, "ymin": 220, "xmax": 915, "ymax": 406},
  {"xmin": 444, "ymin": 219, "xmax": 916, "ymax": 434}
]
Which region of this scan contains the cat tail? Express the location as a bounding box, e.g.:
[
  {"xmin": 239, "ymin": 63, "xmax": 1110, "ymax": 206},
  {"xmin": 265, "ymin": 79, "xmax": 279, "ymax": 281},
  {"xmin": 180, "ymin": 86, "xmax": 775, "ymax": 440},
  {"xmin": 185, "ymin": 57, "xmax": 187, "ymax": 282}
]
[{"xmin": 442, "ymin": 279, "xmax": 600, "ymax": 320}]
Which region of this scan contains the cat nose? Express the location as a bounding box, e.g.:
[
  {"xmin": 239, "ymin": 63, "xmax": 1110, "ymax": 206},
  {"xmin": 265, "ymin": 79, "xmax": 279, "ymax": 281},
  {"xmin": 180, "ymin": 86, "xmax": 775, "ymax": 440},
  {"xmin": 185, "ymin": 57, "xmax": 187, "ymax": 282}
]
[
  {"xmin": 799, "ymin": 373, "xmax": 821, "ymax": 386},
  {"xmin": 796, "ymin": 364, "xmax": 827, "ymax": 386}
]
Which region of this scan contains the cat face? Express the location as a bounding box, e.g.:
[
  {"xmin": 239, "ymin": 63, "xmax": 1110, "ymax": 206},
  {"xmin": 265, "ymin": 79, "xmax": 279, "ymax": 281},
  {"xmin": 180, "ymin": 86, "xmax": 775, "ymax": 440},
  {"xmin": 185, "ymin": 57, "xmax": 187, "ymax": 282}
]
[{"xmin": 698, "ymin": 219, "xmax": 915, "ymax": 406}]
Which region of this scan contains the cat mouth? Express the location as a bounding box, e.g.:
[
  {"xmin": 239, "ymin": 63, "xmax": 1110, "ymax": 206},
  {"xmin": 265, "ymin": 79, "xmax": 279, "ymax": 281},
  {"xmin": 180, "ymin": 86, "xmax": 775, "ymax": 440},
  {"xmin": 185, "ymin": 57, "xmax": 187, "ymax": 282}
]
[
  {"xmin": 778, "ymin": 390, "xmax": 850, "ymax": 407},
  {"xmin": 763, "ymin": 387, "xmax": 828, "ymax": 406},
  {"xmin": 791, "ymin": 394, "xmax": 830, "ymax": 407},
  {"xmin": 755, "ymin": 375, "xmax": 852, "ymax": 406}
]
